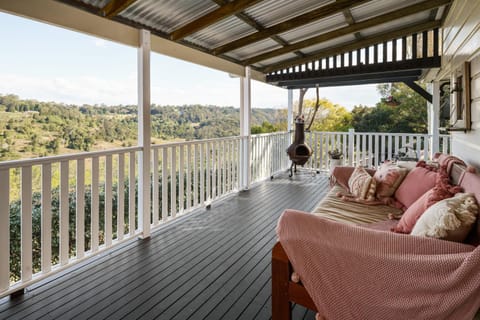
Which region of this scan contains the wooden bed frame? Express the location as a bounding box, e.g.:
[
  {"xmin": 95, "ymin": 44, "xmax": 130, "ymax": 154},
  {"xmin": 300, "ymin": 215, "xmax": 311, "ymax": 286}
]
[{"xmin": 271, "ymin": 242, "xmax": 317, "ymax": 320}]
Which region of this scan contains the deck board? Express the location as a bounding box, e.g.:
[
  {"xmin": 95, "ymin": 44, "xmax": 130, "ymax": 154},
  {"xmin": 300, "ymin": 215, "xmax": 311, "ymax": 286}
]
[{"xmin": 0, "ymin": 172, "xmax": 328, "ymax": 320}]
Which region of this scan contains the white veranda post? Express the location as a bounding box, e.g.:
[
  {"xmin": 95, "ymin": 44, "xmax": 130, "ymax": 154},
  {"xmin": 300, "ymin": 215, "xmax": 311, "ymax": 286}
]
[
  {"xmin": 287, "ymin": 89, "xmax": 293, "ymax": 133},
  {"xmin": 138, "ymin": 29, "xmax": 151, "ymax": 238},
  {"xmin": 428, "ymin": 81, "xmax": 440, "ymax": 157},
  {"xmin": 240, "ymin": 66, "xmax": 252, "ymax": 190}
]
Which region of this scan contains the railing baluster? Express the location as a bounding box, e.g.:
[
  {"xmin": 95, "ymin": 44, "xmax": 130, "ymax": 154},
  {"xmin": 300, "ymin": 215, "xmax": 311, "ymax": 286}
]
[
  {"xmin": 162, "ymin": 147, "xmax": 168, "ymax": 221},
  {"xmin": 222, "ymin": 140, "xmax": 226, "ymax": 194},
  {"xmin": 105, "ymin": 155, "xmax": 113, "ymax": 247},
  {"xmin": 186, "ymin": 145, "xmax": 192, "ymax": 209},
  {"xmin": 59, "ymin": 161, "xmax": 69, "ymax": 265},
  {"xmin": 204, "ymin": 144, "xmax": 210, "ymax": 202},
  {"xmin": 76, "ymin": 160, "xmax": 85, "ymax": 259},
  {"xmin": 0, "ymin": 169, "xmax": 10, "ymax": 290},
  {"xmin": 179, "ymin": 145, "xmax": 185, "ymax": 213},
  {"xmin": 91, "ymin": 157, "xmax": 99, "ymax": 252},
  {"xmin": 171, "ymin": 146, "xmax": 177, "ymax": 218},
  {"xmin": 380, "ymin": 134, "xmax": 386, "ymax": 162},
  {"xmin": 117, "ymin": 154, "xmax": 125, "ymax": 240},
  {"xmin": 368, "ymin": 133, "xmax": 374, "ymax": 167},
  {"xmin": 199, "ymin": 144, "xmax": 204, "ymax": 204},
  {"xmin": 128, "ymin": 152, "xmax": 135, "ymax": 236},
  {"xmin": 152, "ymin": 149, "xmax": 159, "ymax": 225},
  {"xmin": 388, "ymin": 135, "xmax": 393, "ymax": 161},
  {"xmin": 194, "ymin": 144, "xmax": 199, "ymax": 207},
  {"xmin": 211, "ymin": 142, "xmax": 217, "ymax": 200},
  {"xmin": 21, "ymin": 166, "xmax": 33, "ymax": 281},
  {"xmin": 226, "ymin": 141, "xmax": 231, "ymax": 190}
]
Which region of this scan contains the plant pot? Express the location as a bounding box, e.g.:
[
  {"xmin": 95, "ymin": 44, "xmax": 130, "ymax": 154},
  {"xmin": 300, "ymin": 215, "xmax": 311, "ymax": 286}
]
[{"xmin": 329, "ymin": 158, "xmax": 343, "ymax": 174}]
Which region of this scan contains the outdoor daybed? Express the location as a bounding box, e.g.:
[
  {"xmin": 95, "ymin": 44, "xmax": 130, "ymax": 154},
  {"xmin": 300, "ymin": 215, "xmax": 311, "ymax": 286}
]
[{"xmin": 272, "ymin": 155, "xmax": 480, "ymax": 320}]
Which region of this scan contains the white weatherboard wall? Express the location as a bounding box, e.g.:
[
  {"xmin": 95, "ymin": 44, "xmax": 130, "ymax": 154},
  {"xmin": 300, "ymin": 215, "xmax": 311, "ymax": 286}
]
[{"xmin": 437, "ymin": 0, "xmax": 480, "ymax": 168}]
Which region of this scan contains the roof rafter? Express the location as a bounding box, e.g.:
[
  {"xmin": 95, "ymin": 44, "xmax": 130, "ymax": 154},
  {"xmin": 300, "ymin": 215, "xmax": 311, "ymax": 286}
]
[
  {"xmin": 100, "ymin": 0, "xmax": 137, "ymax": 18},
  {"xmin": 243, "ymin": 0, "xmax": 450, "ymax": 65},
  {"xmin": 170, "ymin": 0, "xmax": 263, "ymax": 41},
  {"xmin": 262, "ymin": 19, "xmax": 441, "ymax": 73},
  {"xmin": 210, "ymin": 0, "xmax": 305, "ymax": 58},
  {"xmin": 212, "ymin": 0, "xmax": 369, "ymax": 55},
  {"xmin": 342, "ymin": 8, "xmax": 362, "ymax": 40}
]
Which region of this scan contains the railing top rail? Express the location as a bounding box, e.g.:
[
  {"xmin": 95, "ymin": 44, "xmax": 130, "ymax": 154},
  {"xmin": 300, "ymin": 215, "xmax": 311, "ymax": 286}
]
[
  {"xmin": 150, "ymin": 136, "xmax": 243, "ymax": 149},
  {"xmin": 309, "ymin": 131, "xmax": 349, "ymax": 135},
  {"xmin": 251, "ymin": 131, "xmax": 289, "ymax": 137},
  {"xmin": 0, "ymin": 146, "xmax": 143, "ymax": 170}
]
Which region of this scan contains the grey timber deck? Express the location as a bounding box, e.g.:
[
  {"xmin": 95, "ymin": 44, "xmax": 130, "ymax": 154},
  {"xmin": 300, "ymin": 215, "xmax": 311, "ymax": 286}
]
[{"xmin": 0, "ymin": 172, "xmax": 330, "ymax": 320}]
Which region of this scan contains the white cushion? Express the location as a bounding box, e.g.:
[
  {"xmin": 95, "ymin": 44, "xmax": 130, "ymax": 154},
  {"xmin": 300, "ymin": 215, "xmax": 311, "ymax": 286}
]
[{"xmin": 411, "ymin": 193, "xmax": 479, "ymax": 242}]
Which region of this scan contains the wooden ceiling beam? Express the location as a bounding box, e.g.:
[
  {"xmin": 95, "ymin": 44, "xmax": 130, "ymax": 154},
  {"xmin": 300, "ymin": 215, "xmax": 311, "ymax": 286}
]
[
  {"xmin": 243, "ymin": 0, "xmax": 450, "ymax": 65},
  {"xmin": 100, "ymin": 0, "xmax": 137, "ymax": 18},
  {"xmin": 212, "ymin": 0, "xmax": 369, "ymax": 55},
  {"xmin": 170, "ymin": 0, "xmax": 263, "ymax": 41},
  {"xmin": 342, "ymin": 9, "xmax": 362, "ymax": 40},
  {"xmin": 262, "ymin": 20, "xmax": 441, "ymax": 73},
  {"xmin": 210, "ymin": 0, "xmax": 304, "ymax": 58}
]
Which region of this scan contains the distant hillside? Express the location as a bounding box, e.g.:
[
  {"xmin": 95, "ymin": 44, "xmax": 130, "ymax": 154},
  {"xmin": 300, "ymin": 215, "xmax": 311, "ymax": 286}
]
[{"xmin": 0, "ymin": 94, "xmax": 286, "ymax": 161}]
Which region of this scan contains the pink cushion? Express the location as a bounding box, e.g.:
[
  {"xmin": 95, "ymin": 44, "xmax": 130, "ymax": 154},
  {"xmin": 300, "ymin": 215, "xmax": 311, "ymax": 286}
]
[
  {"xmin": 394, "ymin": 167, "xmax": 437, "ymax": 209},
  {"xmin": 393, "ymin": 189, "xmax": 432, "ymax": 234}
]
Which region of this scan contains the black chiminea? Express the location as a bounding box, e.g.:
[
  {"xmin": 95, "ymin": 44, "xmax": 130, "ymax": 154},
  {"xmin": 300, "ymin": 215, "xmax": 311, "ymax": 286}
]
[{"xmin": 286, "ymin": 118, "xmax": 312, "ymax": 177}]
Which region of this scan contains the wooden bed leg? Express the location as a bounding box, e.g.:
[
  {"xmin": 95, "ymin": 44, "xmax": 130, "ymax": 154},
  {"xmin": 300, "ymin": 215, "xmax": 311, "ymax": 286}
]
[{"xmin": 272, "ymin": 242, "xmax": 292, "ymax": 320}]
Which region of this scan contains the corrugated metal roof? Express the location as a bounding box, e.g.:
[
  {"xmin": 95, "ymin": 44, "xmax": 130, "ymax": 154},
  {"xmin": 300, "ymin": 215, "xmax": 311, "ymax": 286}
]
[
  {"xmin": 244, "ymin": 0, "xmax": 334, "ymax": 28},
  {"xmin": 254, "ymin": 52, "xmax": 299, "ymax": 67},
  {"xmin": 226, "ymin": 38, "xmax": 282, "ymax": 60},
  {"xmin": 186, "ymin": 16, "xmax": 255, "ymax": 49},
  {"xmin": 278, "ymin": 13, "xmax": 347, "ymax": 43},
  {"xmin": 360, "ymin": 12, "xmax": 431, "ymax": 37},
  {"xmin": 56, "ymin": 0, "xmax": 449, "ymax": 78},
  {"xmin": 119, "ymin": 0, "xmax": 219, "ymax": 34},
  {"xmin": 300, "ymin": 34, "xmax": 357, "ymax": 55},
  {"xmin": 350, "ymin": 0, "xmax": 424, "ymax": 22}
]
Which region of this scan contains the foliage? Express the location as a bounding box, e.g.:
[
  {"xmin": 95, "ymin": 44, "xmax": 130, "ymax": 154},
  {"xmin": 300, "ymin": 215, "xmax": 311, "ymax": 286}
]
[
  {"xmin": 301, "ymin": 98, "xmax": 352, "ymax": 132},
  {"xmin": 328, "ymin": 149, "xmax": 343, "ymax": 159},
  {"xmin": 350, "ymin": 83, "xmax": 428, "ymax": 133},
  {"xmin": 0, "ymin": 94, "xmax": 286, "ymax": 161}
]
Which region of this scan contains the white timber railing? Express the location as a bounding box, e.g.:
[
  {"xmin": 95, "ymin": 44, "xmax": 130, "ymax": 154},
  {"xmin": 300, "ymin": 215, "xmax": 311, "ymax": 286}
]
[
  {"xmin": 0, "ymin": 130, "xmax": 451, "ymax": 297},
  {"xmin": 0, "ymin": 146, "xmax": 142, "ymax": 297},
  {"xmin": 0, "ymin": 136, "xmax": 247, "ymax": 297},
  {"xmin": 304, "ymin": 129, "xmax": 451, "ymax": 171},
  {"xmin": 149, "ymin": 136, "xmax": 242, "ymax": 227},
  {"xmin": 250, "ymin": 132, "xmax": 291, "ymax": 182}
]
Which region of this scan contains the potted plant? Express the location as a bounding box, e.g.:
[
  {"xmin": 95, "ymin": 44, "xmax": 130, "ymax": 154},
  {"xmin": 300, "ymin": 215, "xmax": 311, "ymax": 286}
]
[{"xmin": 328, "ymin": 148, "xmax": 343, "ymax": 173}]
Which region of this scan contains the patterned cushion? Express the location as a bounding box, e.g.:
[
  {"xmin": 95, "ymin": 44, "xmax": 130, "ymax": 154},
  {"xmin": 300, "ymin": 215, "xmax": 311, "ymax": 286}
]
[
  {"xmin": 348, "ymin": 166, "xmax": 376, "ymax": 201},
  {"xmin": 373, "ymin": 162, "xmax": 408, "ymax": 198},
  {"xmin": 411, "ymin": 193, "xmax": 479, "ymax": 242}
]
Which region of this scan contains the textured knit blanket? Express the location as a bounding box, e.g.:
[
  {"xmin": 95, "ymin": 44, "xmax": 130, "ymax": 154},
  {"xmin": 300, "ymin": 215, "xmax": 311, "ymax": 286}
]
[{"xmin": 277, "ymin": 209, "xmax": 480, "ymax": 320}]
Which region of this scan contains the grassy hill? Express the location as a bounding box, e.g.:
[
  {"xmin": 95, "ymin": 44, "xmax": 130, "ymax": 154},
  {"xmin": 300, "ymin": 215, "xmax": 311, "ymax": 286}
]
[{"xmin": 0, "ymin": 94, "xmax": 287, "ymax": 161}]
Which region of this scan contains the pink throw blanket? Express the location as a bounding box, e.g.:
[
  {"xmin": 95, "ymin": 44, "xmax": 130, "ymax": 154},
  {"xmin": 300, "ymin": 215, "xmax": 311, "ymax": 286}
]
[{"xmin": 277, "ymin": 210, "xmax": 480, "ymax": 320}]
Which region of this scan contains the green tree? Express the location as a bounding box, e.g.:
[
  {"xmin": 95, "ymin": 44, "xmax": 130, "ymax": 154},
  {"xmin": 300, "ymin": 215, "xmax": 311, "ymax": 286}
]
[
  {"xmin": 351, "ymin": 83, "xmax": 428, "ymax": 133},
  {"xmin": 302, "ymin": 98, "xmax": 352, "ymax": 132}
]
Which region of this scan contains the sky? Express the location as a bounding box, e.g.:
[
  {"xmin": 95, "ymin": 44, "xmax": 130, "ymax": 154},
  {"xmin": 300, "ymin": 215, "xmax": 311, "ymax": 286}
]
[{"xmin": 0, "ymin": 12, "xmax": 381, "ymax": 110}]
